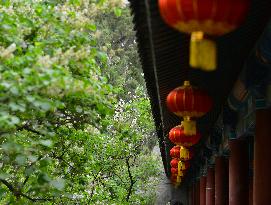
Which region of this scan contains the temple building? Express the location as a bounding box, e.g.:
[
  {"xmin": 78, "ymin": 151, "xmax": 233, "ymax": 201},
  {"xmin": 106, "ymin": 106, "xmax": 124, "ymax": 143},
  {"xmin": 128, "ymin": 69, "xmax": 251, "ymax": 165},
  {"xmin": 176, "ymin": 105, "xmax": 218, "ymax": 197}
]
[{"xmin": 129, "ymin": 1, "xmax": 271, "ymax": 204}]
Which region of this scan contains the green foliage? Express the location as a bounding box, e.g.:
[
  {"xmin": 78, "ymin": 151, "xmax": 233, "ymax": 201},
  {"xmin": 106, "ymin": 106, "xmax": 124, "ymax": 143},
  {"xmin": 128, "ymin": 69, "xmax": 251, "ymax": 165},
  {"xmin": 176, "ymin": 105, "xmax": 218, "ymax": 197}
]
[{"xmin": 0, "ymin": 0, "xmax": 162, "ymax": 204}]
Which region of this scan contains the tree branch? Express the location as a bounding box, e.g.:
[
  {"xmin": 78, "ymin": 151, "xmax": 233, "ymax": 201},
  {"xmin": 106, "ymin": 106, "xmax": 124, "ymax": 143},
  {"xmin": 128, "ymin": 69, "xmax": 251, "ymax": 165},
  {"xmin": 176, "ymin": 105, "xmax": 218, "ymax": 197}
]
[
  {"xmin": 0, "ymin": 179, "xmax": 53, "ymax": 202},
  {"xmin": 22, "ymin": 155, "xmax": 43, "ymax": 187},
  {"xmin": 0, "ymin": 179, "xmax": 16, "ymax": 194},
  {"xmin": 20, "ymin": 193, "xmax": 53, "ymax": 202},
  {"xmin": 17, "ymin": 125, "xmax": 45, "ymax": 136},
  {"xmin": 125, "ymin": 158, "xmax": 135, "ymax": 202}
]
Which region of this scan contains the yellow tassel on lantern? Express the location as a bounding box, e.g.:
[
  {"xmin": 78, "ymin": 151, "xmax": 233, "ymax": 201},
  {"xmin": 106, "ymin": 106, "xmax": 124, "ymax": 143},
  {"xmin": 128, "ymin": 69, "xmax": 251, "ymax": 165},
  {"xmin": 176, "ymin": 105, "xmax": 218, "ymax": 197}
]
[
  {"xmin": 178, "ymin": 161, "xmax": 185, "ymax": 175},
  {"xmin": 182, "ymin": 117, "xmax": 196, "ymax": 135},
  {"xmin": 190, "ymin": 31, "xmax": 217, "ymax": 71},
  {"xmin": 175, "ymin": 183, "xmax": 181, "ymax": 188},
  {"xmin": 180, "ymin": 146, "xmax": 189, "ymax": 160},
  {"xmin": 177, "ymin": 175, "xmax": 182, "ymax": 183},
  {"xmin": 174, "ymin": 176, "xmax": 182, "ymax": 187}
]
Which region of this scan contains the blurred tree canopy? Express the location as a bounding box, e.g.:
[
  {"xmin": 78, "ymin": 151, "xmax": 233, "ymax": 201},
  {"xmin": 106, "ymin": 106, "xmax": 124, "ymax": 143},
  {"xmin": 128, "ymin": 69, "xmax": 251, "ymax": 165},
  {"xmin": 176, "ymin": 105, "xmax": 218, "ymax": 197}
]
[{"xmin": 0, "ymin": 0, "xmax": 162, "ymax": 204}]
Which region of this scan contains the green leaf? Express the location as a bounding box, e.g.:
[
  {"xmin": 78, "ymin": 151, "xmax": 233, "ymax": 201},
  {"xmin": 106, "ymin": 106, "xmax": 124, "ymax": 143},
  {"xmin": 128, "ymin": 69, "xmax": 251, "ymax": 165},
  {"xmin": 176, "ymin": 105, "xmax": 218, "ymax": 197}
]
[
  {"xmin": 10, "ymin": 116, "xmax": 20, "ymax": 125},
  {"xmin": 50, "ymin": 178, "xmax": 65, "ymax": 191},
  {"xmin": 15, "ymin": 155, "xmax": 27, "ymax": 165},
  {"xmin": 10, "ymin": 87, "xmax": 19, "ymax": 95},
  {"xmin": 9, "ymin": 102, "xmax": 25, "ymax": 112},
  {"xmin": 114, "ymin": 8, "xmax": 122, "ymax": 17},
  {"xmin": 0, "ymin": 173, "xmax": 11, "ymax": 180},
  {"xmin": 97, "ymin": 52, "xmax": 107, "ymax": 63},
  {"xmin": 25, "ymin": 167, "xmax": 35, "ymax": 176},
  {"xmin": 39, "ymin": 158, "xmax": 52, "ymax": 168},
  {"xmin": 37, "ymin": 173, "xmax": 51, "ymax": 185},
  {"xmin": 28, "ymin": 155, "xmax": 38, "ymax": 163},
  {"xmin": 26, "ymin": 95, "xmax": 35, "ymax": 103},
  {"xmin": 75, "ymin": 106, "xmax": 83, "ymax": 113},
  {"xmin": 39, "ymin": 101, "xmax": 51, "ymax": 111},
  {"xmin": 69, "ymin": 0, "xmax": 81, "ymax": 5},
  {"xmin": 39, "ymin": 140, "xmax": 53, "ymax": 147},
  {"xmin": 35, "ymin": 5, "xmax": 43, "ymax": 15},
  {"xmin": 0, "ymin": 187, "xmax": 6, "ymax": 198},
  {"xmin": 1, "ymin": 0, "xmax": 11, "ymax": 7},
  {"xmin": 87, "ymin": 24, "xmax": 96, "ymax": 31}
]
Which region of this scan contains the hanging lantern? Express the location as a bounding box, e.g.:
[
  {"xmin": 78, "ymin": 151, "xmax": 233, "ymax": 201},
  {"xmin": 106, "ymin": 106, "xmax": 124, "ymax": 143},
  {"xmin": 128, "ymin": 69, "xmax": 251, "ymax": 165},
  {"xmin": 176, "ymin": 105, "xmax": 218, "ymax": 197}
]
[
  {"xmin": 178, "ymin": 160, "xmax": 190, "ymax": 171},
  {"xmin": 171, "ymin": 172, "xmax": 181, "ymax": 186},
  {"xmin": 170, "ymin": 145, "xmax": 194, "ymax": 161},
  {"xmin": 171, "ymin": 167, "xmax": 187, "ymax": 176},
  {"xmin": 171, "ymin": 174, "xmax": 182, "ymax": 185},
  {"xmin": 167, "ymin": 81, "xmax": 213, "ymax": 118},
  {"xmin": 176, "ymin": 175, "xmax": 181, "ymax": 184},
  {"xmin": 167, "ymin": 81, "xmax": 212, "ymax": 135},
  {"xmin": 170, "ymin": 174, "xmax": 177, "ymax": 183},
  {"xmin": 170, "ymin": 159, "xmax": 190, "ymax": 171},
  {"xmin": 171, "ymin": 167, "xmax": 184, "ymax": 177},
  {"xmin": 170, "ymin": 158, "xmax": 180, "ymax": 168},
  {"xmin": 169, "ymin": 125, "xmax": 201, "ymax": 147},
  {"xmin": 159, "ymin": 0, "xmax": 250, "ymax": 71},
  {"xmin": 171, "ymin": 167, "xmax": 178, "ymax": 175}
]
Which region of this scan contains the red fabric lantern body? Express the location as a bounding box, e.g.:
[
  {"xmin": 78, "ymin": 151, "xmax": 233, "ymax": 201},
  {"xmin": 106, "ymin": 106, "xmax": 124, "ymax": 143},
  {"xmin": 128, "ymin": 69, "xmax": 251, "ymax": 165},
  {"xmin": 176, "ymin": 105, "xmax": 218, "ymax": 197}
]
[
  {"xmin": 159, "ymin": 0, "xmax": 250, "ymax": 36},
  {"xmin": 170, "ymin": 146, "xmax": 194, "ymax": 161},
  {"xmin": 171, "ymin": 167, "xmax": 179, "ymax": 175},
  {"xmin": 170, "ymin": 158, "xmax": 179, "ymax": 168},
  {"xmin": 170, "ymin": 146, "xmax": 181, "ymax": 158},
  {"xmin": 171, "ymin": 175, "xmax": 177, "ymax": 183},
  {"xmin": 170, "ymin": 159, "xmax": 190, "ymax": 170},
  {"xmin": 167, "ymin": 81, "xmax": 213, "ymax": 118},
  {"xmin": 169, "ymin": 125, "xmax": 201, "ymax": 147},
  {"xmin": 167, "ymin": 81, "xmax": 212, "ymax": 135}
]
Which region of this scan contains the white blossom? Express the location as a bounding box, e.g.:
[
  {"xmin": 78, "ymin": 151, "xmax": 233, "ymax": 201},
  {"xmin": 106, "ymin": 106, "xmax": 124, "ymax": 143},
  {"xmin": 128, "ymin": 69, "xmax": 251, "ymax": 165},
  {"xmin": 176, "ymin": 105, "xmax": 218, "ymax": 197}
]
[{"xmin": 0, "ymin": 43, "xmax": 17, "ymax": 59}]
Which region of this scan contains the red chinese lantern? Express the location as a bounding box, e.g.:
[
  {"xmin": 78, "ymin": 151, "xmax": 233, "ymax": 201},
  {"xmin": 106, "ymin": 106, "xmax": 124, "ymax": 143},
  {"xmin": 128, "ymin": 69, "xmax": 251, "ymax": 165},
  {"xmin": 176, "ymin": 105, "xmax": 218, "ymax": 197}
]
[
  {"xmin": 159, "ymin": 0, "xmax": 250, "ymax": 71},
  {"xmin": 170, "ymin": 159, "xmax": 190, "ymax": 171},
  {"xmin": 169, "ymin": 125, "xmax": 201, "ymax": 147},
  {"xmin": 171, "ymin": 167, "xmax": 178, "ymax": 175},
  {"xmin": 171, "ymin": 167, "xmax": 186, "ymax": 176},
  {"xmin": 170, "ymin": 174, "xmax": 177, "ymax": 183},
  {"xmin": 170, "ymin": 158, "xmax": 179, "ymax": 168},
  {"xmin": 167, "ymin": 81, "xmax": 212, "ymax": 135},
  {"xmin": 170, "ymin": 146, "xmax": 194, "ymax": 161},
  {"xmin": 167, "ymin": 81, "xmax": 213, "ymax": 118}
]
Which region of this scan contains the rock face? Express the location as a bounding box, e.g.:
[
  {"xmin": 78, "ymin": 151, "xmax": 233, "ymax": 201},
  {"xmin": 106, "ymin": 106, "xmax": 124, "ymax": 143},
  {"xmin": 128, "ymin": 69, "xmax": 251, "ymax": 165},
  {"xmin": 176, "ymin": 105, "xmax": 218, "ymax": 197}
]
[{"xmin": 154, "ymin": 175, "xmax": 188, "ymax": 205}]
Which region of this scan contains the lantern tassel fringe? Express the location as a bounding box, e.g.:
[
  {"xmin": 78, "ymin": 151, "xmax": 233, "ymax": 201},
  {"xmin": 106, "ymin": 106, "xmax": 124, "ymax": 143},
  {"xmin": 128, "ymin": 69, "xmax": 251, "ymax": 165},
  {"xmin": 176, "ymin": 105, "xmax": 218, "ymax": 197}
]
[
  {"xmin": 182, "ymin": 118, "xmax": 196, "ymax": 135},
  {"xmin": 190, "ymin": 31, "xmax": 217, "ymax": 71}
]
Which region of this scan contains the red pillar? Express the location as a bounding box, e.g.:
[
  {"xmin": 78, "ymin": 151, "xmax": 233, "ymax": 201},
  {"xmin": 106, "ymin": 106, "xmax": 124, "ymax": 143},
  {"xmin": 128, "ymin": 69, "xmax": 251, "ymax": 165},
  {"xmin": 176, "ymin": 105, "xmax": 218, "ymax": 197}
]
[
  {"xmin": 215, "ymin": 156, "xmax": 228, "ymax": 205},
  {"xmin": 206, "ymin": 167, "xmax": 215, "ymax": 205},
  {"xmin": 229, "ymin": 139, "xmax": 249, "ymax": 205},
  {"xmin": 200, "ymin": 176, "xmax": 206, "ymax": 205},
  {"xmin": 192, "ymin": 180, "xmax": 200, "ymax": 205},
  {"xmin": 249, "ymin": 174, "xmax": 253, "ymax": 205},
  {"xmin": 196, "ymin": 180, "xmax": 200, "ymax": 205},
  {"xmin": 191, "ymin": 183, "xmax": 195, "ymax": 205},
  {"xmin": 193, "ymin": 182, "xmax": 197, "ymax": 205},
  {"xmin": 254, "ymin": 109, "xmax": 271, "ymax": 205},
  {"xmin": 190, "ymin": 184, "xmax": 194, "ymax": 205},
  {"xmin": 193, "ymin": 181, "xmax": 200, "ymax": 205}
]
